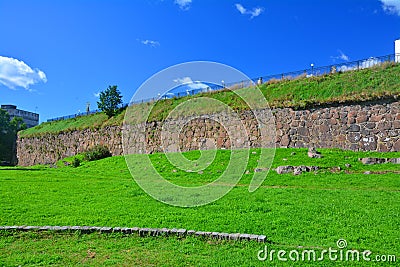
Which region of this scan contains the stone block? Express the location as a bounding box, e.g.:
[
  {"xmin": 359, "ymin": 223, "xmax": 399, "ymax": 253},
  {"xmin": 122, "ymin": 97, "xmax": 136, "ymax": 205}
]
[
  {"xmin": 211, "ymin": 232, "xmax": 219, "ymax": 239},
  {"xmin": 38, "ymin": 226, "xmax": 51, "ymax": 231},
  {"xmin": 229, "ymin": 233, "xmax": 240, "ymax": 240},
  {"xmin": 112, "ymin": 227, "xmax": 121, "ymax": 233},
  {"xmin": 258, "ymin": 235, "xmax": 267, "ymax": 243},
  {"xmin": 239, "ymin": 234, "xmax": 250, "ymax": 241},
  {"xmin": 149, "ymin": 228, "xmax": 159, "ymax": 236},
  {"xmin": 139, "ymin": 228, "xmax": 149, "ymax": 236},
  {"xmin": 131, "ymin": 227, "xmax": 140, "ymax": 234},
  {"xmin": 365, "ymin": 122, "xmax": 376, "ymax": 129},
  {"xmin": 195, "ymin": 231, "xmax": 204, "ymax": 237},
  {"xmin": 100, "ymin": 227, "xmax": 112, "ymax": 233},
  {"xmin": 187, "ymin": 230, "xmax": 196, "ymax": 236},
  {"xmin": 348, "ymin": 124, "xmax": 360, "ymax": 132},
  {"xmin": 249, "ymin": 234, "xmax": 259, "ymax": 241},
  {"xmin": 23, "ymin": 226, "xmax": 39, "ymax": 231},
  {"xmin": 160, "ymin": 228, "xmax": 170, "ymax": 236},
  {"xmin": 177, "ymin": 229, "xmax": 186, "ymax": 237},
  {"xmin": 121, "ymin": 227, "xmax": 132, "ymax": 234},
  {"xmin": 81, "ymin": 226, "xmax": 92, "ymax": 233},
  {"xmin": 220, "ymin": 233, "xmax": 230, "ymax": 240},
  {"xmin": 59, "ymin": 226, "xmax": 69, "ymax": 232}
]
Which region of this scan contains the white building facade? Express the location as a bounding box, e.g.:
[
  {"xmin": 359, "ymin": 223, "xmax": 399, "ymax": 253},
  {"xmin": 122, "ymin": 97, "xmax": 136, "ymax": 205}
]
[{"xmin": 1, "ymin": 105, "xmax": 39, "ymax": 128}]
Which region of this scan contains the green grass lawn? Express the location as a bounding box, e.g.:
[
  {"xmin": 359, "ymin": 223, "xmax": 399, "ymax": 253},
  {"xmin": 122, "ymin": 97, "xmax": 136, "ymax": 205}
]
[{"xmin": 1, "ymin": 148, "xmax": 399, "ymax": 266}]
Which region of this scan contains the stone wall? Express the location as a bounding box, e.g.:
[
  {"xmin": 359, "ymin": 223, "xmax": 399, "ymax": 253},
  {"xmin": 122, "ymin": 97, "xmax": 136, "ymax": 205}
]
[{"xmin": 17, "ymin": 101, "xmax": 400, "ymax": 166}]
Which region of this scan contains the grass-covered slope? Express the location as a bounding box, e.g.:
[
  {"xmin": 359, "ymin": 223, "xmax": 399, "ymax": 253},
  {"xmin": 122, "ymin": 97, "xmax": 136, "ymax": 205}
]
[
  {"xmin": 20, "ymin": 63, "xmax": 400, "ymax": 138},
  {"xmin": 1, "ymin": 148, "xmax": 399, "ymax": 266},
  {"xmin": 19, "ymin": 109, "xmax": 126, "ymax": 137}
]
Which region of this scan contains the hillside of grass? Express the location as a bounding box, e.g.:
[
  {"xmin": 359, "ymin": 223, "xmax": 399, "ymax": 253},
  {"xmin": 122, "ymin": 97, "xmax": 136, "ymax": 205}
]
[
  {"xmin": 19, "ymin": 109, "xmax": 126, "ymax": 137},
  {"xmin": 20, "ymin": 62, "xmax": 400, "ymax": 138}
]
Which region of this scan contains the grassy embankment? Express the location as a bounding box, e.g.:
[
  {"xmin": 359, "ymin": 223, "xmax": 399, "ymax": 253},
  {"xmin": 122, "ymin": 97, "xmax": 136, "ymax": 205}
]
[
  {"xmin": 1, "ymin": 148, "xmax": 399, "ymax": 266},
  {"xmin": 19, "ymin": 62, "xmax": 400, "ymax": 138}
]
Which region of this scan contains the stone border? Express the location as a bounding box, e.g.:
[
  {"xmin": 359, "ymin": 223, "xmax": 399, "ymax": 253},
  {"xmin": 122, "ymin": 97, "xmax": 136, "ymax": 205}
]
[{"xmin": 0, "ymin": 225, "xmax": 267, "ymax": 243}]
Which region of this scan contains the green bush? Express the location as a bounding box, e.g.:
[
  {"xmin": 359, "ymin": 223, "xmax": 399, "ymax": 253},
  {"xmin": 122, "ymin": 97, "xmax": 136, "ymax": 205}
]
[
  {"xmin": 72, "ymin": 157, "xmax": 81, "ymax": 168},
  {"xmin": 83, "ymin": 145, "xmax": 111, "ymax": 161}
]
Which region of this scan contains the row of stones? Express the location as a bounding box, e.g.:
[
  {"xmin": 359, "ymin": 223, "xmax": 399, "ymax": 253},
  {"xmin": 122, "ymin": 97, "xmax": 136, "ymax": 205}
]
[{"xmin": 0, "ymin": 225, "xmax": 267, "ymax": 243}]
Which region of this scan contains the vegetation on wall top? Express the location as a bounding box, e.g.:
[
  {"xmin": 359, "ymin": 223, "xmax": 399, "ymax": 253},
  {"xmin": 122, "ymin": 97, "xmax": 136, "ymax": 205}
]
[{"xmin": 20, "ymin": 62, "xmax": 400, "ymax": 138}]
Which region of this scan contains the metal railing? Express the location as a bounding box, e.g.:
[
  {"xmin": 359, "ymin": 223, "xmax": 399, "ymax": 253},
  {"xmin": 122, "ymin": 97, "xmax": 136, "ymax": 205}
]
[{"xmin": 47, "ymin": 53, "xmax": 398, "ymax": 122}]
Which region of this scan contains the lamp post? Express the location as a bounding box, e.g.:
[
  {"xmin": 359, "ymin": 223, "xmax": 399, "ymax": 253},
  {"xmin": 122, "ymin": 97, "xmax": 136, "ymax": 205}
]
[{"xmin": 310, "ymin": 63, "xmax": 314, "ymax": 76}]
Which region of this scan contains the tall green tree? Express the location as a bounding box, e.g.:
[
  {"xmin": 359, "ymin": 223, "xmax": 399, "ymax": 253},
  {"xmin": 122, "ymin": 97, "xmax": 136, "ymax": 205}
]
[
  {"xmin": 97, "ymin": 85, "xmax": 123, "ymax": 118},
  {"xmin": 0, "ymin": 109, "xmax": 26, "ymax": 165},
  {"xmin": 0, "ymin": 109, "xmax": 10, "ymax": 133}
]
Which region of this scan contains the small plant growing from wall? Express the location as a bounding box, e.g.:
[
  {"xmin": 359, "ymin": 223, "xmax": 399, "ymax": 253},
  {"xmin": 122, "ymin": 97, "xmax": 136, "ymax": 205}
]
[{"xmin": 83, "ymin": 145, "xmax": 112, "ymax": 161}]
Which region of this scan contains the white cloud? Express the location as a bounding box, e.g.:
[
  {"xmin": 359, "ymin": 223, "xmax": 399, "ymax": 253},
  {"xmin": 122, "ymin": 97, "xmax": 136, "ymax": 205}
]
[
  {"xmin": 331, "ymin": 50, "xmax": 350, "ymax": 62},
  {"xmin": 338, "ymin": 57, "xmax": 381, "ymax": 72},
  {"xmin": 173, "ymin": 77, "xmax": 193, "ymax": 84},
  {"xmin": 235, "ymin": 3, "xmax": 246, "ymax": 14},
  {"xmin": 235, "ymin": 3, "xmax": 264, "ymax": 19},
  {"xmin": 173, "ymin": 76, "xmax": 209, "ymax": 90},
  {"xmin": 175, "ymin": 0, "xmax": 192, "ymax": 10},
  {"xmin": 140, "ymin": 39, "xmax": 160, "ymax": 47},
  {"xmin": 0, "ymin": 56, "xmax": 47, "ymax": 90},
  {"xmin": 380, "ymin": 0, "xmax": 400, "ymax": 15}
]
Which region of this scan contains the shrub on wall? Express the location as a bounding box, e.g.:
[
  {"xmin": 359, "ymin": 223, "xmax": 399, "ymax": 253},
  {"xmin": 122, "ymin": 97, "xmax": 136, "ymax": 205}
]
[
  {"xmin": 83, "ymin": 145, "xmax": 112, "ymax": 161},
  {"xmin": 72, "ymin": 157, "xmax": 81, "ymax": 167}
]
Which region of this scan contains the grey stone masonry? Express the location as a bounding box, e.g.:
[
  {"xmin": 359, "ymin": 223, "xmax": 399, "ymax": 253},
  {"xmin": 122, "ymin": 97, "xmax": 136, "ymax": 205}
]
[
  {"xmin": 17, "ymin": 101, "xmax": 400, "ymax": 166},
  {"xmin": 0, "ymin": 225, "xmax": 267, "ymax": 243}
]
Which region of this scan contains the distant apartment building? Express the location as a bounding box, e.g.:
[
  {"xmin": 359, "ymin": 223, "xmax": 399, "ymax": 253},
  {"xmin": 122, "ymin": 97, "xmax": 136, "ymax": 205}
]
[{"xmin": 1, "ymin": 105, "xmax": 39, "ymax": 128}]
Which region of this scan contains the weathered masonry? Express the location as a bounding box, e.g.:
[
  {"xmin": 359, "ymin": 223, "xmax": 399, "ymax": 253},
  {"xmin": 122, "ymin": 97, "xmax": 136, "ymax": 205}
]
[{"xmin": 17, "ymin": 101, "xmax": 400, "ymax": 166}]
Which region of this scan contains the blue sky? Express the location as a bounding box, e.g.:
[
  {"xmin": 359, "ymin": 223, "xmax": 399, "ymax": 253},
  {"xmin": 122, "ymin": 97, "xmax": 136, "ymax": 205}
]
[{"xmin": 1, "ymin": 0, "xmax": 400, "ymax": 122}]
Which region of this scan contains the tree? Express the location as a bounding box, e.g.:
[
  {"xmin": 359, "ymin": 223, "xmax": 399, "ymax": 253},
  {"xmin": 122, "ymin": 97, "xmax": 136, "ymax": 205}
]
[
  {"xmin": 0, "ymin": 109, "xmax": 10, "ymax": 133},
  {"xmin": 0, "ymin": 109, "xmax": 26, "ymax": 165},
  {"xmin": 97, "ymin": 85, "xmax": 123, "ymax": 118}
]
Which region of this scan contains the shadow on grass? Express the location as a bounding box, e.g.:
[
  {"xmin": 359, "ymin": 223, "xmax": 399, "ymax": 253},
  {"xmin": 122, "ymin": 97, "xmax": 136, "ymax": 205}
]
[{"xmin": 0, "ymin": 168, "xmax": 43, "ymax": 171}]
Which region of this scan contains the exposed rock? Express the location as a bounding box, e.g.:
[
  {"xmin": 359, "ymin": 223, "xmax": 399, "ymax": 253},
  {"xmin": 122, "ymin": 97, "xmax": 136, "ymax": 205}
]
[
  {"xmin": 276, "ymin": 165, "xmax": 294, "ymax": 174},
  {"xmin": 308, "ymin": 147, "xmax": 322, "ymax": 158},
  {"xmin": 276, "ymin": 165, "xmax": 319, "ymax": 175},
  {"xmin": 389, "ymin": 158, "xmax": 400, "ymax": 164},
  {"xmin": 254, "ymin": 168, "xmax": 269, "ymax": 173},
  {"xmin": 359, "ymin": 157, "xmax": 400, "ymax": 165},
  {"xmin": 293, "ymin": 167, "xmax": 302, "ymax": 176}
]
